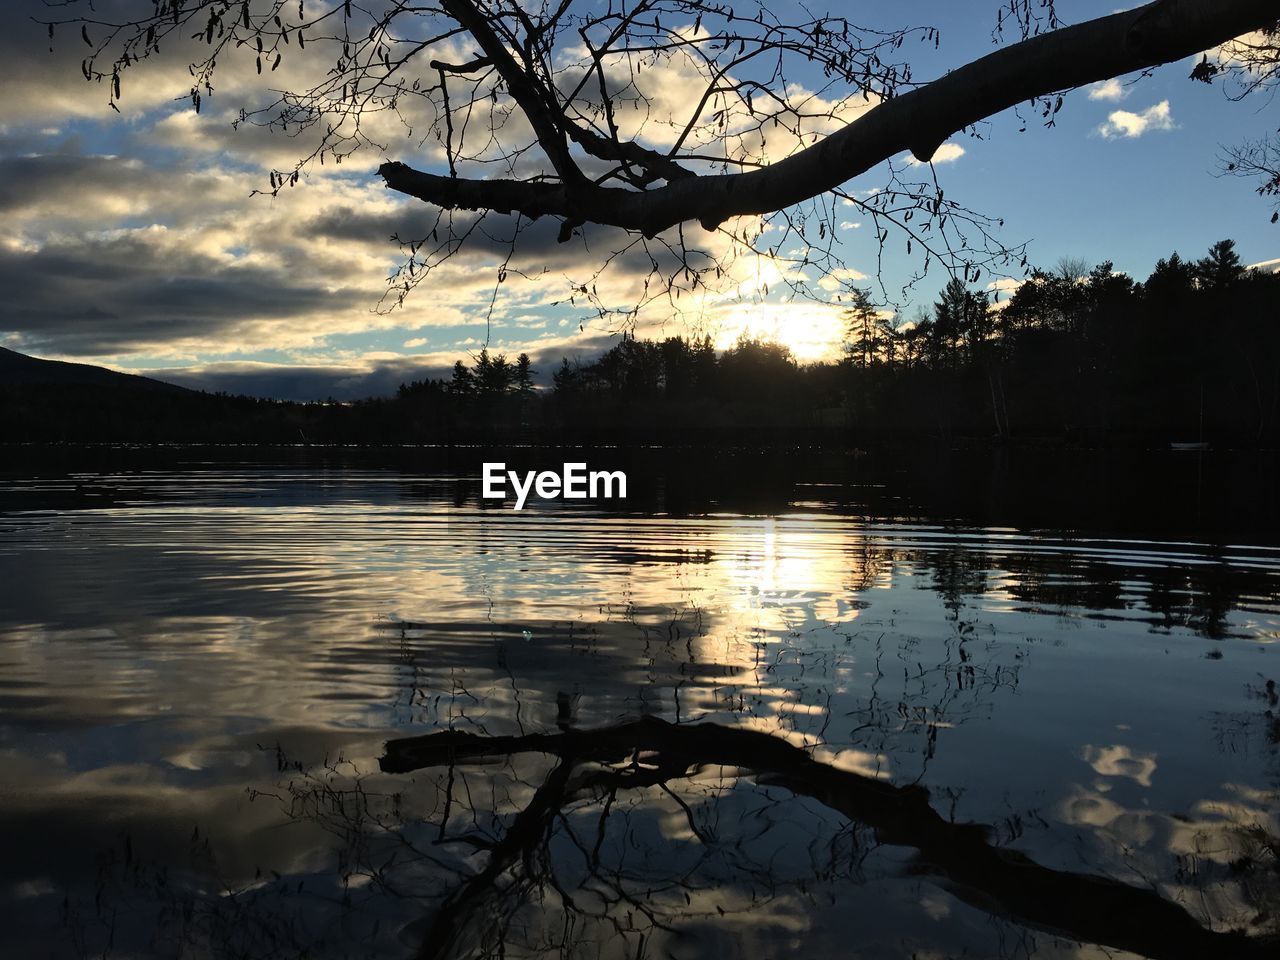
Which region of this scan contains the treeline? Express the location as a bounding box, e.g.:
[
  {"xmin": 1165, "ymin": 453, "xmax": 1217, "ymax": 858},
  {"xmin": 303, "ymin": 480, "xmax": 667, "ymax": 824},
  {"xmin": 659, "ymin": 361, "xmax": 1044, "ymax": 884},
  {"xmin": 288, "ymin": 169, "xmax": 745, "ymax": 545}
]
[
  {"xmin": 392, "ymin": 335, "xmax": 828, "ymax": 441},
  {"xmin": 393, "ymin": 238, "xmax": 1278, "ymax": 445},
  {"xmin": 845, "ymin": 238, "xmax": 1280, "ymax": 445},
  {"xmin": 4, "ymin": 239, "xmax": 1277, "ymax": 446}
]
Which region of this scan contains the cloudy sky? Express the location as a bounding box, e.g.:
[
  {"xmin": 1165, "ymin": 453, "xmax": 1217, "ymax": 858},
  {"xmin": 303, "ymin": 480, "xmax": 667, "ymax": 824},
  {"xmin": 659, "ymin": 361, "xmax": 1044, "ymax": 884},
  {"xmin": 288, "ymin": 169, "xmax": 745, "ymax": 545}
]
[{"xmin": 1, "ymin": 0, "xmax": 1275, "ymax": 399}]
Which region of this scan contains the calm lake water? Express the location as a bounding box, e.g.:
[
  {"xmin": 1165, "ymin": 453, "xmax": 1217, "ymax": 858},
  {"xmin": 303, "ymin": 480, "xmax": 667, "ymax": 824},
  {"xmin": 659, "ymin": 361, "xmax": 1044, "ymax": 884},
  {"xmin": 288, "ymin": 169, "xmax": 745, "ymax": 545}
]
[{"xmin": 1, "ymin": 449, "xmax": 1278, "ymax": 959}]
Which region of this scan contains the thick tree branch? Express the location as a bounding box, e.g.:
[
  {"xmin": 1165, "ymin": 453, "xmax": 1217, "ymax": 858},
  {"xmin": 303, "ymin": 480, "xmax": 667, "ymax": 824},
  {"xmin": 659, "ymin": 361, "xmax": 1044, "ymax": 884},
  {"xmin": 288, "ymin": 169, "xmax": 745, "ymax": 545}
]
[{"xmin": 379, "ymin": 0, "xmax": 1280, "ymax": 236}]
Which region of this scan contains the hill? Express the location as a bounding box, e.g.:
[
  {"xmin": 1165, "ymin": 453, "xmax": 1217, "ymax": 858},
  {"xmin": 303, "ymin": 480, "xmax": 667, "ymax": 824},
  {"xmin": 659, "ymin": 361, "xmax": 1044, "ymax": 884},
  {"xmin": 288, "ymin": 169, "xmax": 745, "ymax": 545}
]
[
  {"xmin": 0, "ymin": 347, "xmax": 319, "ymax": 443},
  {"xmin": 0, "ymin": 346, "xmax": 191, "ymax": 394}
]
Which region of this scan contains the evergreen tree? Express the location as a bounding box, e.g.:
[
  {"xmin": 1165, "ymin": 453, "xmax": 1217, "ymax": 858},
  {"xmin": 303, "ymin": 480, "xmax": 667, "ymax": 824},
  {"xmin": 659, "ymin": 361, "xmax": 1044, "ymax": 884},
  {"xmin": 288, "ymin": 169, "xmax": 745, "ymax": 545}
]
[
  {"xmin": 1196, "ymin": 239, "xmax": 1245, "ymax": 291},
  {"xmin": 552, "ymin": 357, "xmax": 579, "ymax": 395},
  {"xmin": 448, "ymin": 359, "xmax": 475, "ymax": 400},
  {"xmin": 514, "ymin": 353, "xmax": 536, "ymax": 397},
  {"xmin": 933, "ymin": 278, "xmax": 971, "ymax": 366},
  {"xmin": 963, "ymin": 288, "xmax": 993, "ymax": 358},
  {"xmin": 1144, "ymin": 252, "xmax": 1197, "ymax": 303},
  {"xmin": 474, "ymin": 348, "xmax": 514, "ymax": 397},
  {"xmin": 843, "ymin": 289, "xmax": 880, "ymax": 368}
]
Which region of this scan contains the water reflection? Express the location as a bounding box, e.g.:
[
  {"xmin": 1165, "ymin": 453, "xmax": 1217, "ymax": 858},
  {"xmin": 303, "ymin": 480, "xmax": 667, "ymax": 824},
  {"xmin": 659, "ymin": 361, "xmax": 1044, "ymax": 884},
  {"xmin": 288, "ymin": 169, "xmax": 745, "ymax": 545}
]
[
  {"xmin": 0, "ymin": 466, "xmax": 1277, "ymax": 958},
  {"xmin": 373, "ymin": 717, "xmax": 1271, "ymax": 960}
]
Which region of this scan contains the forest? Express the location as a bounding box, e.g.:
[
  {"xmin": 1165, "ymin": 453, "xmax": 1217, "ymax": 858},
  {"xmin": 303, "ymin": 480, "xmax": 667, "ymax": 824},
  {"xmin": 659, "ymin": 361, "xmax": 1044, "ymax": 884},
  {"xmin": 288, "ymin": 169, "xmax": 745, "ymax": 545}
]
[{"xmin": 4, "ymin": 240, "xmax": 1278, "ymax": 447}]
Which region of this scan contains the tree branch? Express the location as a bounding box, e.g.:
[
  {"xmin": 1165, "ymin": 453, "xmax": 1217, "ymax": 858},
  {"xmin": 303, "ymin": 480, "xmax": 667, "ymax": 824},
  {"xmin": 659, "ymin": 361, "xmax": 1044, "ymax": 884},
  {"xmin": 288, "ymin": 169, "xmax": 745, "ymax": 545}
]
[
  {"xmin": 438, "ymin": 0, "xmax": 584, "ymax": 185},
  {"xmin": 380, "ymin": 0, "xmax": 1280, "ymax": 236}
]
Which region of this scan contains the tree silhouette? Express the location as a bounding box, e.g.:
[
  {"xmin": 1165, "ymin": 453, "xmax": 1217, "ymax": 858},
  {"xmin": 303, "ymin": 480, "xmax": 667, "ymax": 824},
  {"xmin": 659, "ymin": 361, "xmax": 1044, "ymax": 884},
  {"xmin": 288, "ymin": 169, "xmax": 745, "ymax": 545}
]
[
  {"xmin": 513, "ymin": 353, "xmax": 535, "ymax": 399},
  {"xmin": 843, "ymin": 289, "xmax": 881, "ymax": 369},
  {"xmin": 448, "ymin": 359, "xmax": 476, "ymax": 400},
  {"xmin": 1144, "ymin": 251, "xmax": 1199, "ymax": 304},
  {"xmin": 1197, "ymin": 238, "xmax": 1247, "ymax": 290},
  {"xmin": 528, "ymin": 239, "xmax": 1280, "ymax": 444},
  {"xmin": 932, "ymin": 277, "xmax": 986, "ymax": 367}
]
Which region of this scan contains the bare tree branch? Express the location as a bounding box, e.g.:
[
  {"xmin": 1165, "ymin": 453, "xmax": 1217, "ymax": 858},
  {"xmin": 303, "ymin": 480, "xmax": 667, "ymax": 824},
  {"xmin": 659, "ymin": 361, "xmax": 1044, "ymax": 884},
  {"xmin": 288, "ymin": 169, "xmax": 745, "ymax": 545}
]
[
  {"xmin": 378, "ymin": 0, "xmax": 1280, "ymax": 236},
  {"xmin": 43, "ymin": 0, "xmax": 1280, "ymax": 319}
]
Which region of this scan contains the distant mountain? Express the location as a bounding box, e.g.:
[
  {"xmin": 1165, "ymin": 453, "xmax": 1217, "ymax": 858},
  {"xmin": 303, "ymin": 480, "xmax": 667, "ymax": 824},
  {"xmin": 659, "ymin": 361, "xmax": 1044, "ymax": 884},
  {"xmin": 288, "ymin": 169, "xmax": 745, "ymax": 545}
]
[
  {"xmin": 0, "ymin": 346, "xmax": 191, "ymax": 394},
  {"xmin": 0, "ymin": 346, "xmax": 314, "ymax": 443}
]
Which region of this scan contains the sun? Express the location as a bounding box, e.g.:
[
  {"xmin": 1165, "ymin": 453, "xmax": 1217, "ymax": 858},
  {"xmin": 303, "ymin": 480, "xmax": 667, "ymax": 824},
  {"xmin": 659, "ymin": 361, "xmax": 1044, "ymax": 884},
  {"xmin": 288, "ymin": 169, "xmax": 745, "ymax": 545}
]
[{"xmin": 714, "ymin": 303, "xmax": 849, "ymax": 363}]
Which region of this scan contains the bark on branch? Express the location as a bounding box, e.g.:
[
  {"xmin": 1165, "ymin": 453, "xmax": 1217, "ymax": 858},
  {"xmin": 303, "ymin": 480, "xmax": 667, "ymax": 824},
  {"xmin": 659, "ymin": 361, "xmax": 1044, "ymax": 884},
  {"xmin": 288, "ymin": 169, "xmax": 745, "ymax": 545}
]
[{"xmin": 379, "ymin": 0, "xmax": 1279, "ymax": 237}]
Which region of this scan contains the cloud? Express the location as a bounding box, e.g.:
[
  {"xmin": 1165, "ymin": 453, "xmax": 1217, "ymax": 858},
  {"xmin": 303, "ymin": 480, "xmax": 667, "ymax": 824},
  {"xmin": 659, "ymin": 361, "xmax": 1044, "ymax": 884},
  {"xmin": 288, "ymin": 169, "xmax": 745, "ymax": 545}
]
[
  {"xmin": 0, "ymin": 133, "xmax": 791, "ymax": 369},
  {"xmin": 817, "ymin": 266, "xmax": 868, "ymax": 292},
  {"xmin": 1097, "ymin": 101, "xmax": 1174, "ymax": 139},
  {"xmin": 0, "ymin": 47, "xmax": 798, "ymax": 366},
  {"xmin": 0, "ymin": 143, "xmax": 478, "ymax": 358},
  {"xmin": 0, "ymin": 133, "xmax": 737, "ymax": 360},
  {"xmin": 906, "ymin": 142, "xmax": 965, "ymax": 165},
  {"xmin": 1087, "ymin": 78, "xmax": 1128, "ymax": 102},
  {"xmin": 985, "ymin": 276, "xmax": 1025, "ymax": 309},
  {"xmin": 0, "ymin": 228, "xmax": 373, "ymax": 356},
  {"xmin": 985, "ymin": 277, "xmax": 1023, "ymax": 293},
  {"xmin": 154, "ymin": 357, "xmax": 457, "ymax": 401},
  {"xmin": 0, "ymin": 3, "xmax": 192, "ymax": 124},
  {"xmin": 0, "ymin": 151, "xmax": 246, "ymax": 227}
]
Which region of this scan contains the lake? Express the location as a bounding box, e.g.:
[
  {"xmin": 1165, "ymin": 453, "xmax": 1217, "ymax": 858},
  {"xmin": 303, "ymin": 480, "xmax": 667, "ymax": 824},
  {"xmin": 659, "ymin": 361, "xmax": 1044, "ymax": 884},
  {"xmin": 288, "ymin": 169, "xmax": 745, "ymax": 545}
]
[{"xmin": 1, "ymin": 447, "xmax": 1278, "ymax": 959}]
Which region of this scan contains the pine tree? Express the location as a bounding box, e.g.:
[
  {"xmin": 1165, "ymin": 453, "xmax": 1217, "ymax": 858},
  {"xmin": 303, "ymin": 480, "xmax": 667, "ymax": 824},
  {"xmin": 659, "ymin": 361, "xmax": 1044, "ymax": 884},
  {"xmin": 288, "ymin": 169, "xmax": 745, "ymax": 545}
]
[
  {"xmin": 514, "ymin": 353, "xmax": 535, "ymax": 397},
  {"xmin": 448, "ymin": 359, "xmax": 475, "ymax": 400},
  {"xmin": 1196, "ymin": 239, "xmax": 1245, "ymax": 291}
]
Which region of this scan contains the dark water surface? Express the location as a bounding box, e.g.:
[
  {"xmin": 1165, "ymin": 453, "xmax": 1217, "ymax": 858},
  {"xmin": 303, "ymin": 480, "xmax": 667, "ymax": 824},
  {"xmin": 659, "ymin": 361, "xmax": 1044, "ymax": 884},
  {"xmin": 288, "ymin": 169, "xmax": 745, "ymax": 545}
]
[{"xmin": 1, "ymin": 448, "xmax": 1278, "ymax": 959}]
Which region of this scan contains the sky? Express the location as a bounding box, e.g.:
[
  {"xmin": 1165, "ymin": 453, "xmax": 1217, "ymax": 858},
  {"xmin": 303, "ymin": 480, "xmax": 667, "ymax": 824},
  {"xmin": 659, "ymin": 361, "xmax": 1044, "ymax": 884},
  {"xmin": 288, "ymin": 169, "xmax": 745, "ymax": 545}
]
[{"xmin": 0, "ymin": 0, "xmax": 1276, "ymax": 400}]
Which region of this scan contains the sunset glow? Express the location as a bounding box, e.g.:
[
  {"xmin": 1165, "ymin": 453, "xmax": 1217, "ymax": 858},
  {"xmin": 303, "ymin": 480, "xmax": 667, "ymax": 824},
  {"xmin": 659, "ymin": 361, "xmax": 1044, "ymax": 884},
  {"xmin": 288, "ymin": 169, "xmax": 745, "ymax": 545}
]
[{"xmin": 713, "ymin": 303, "xmax": 849, "ymax": 362}]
